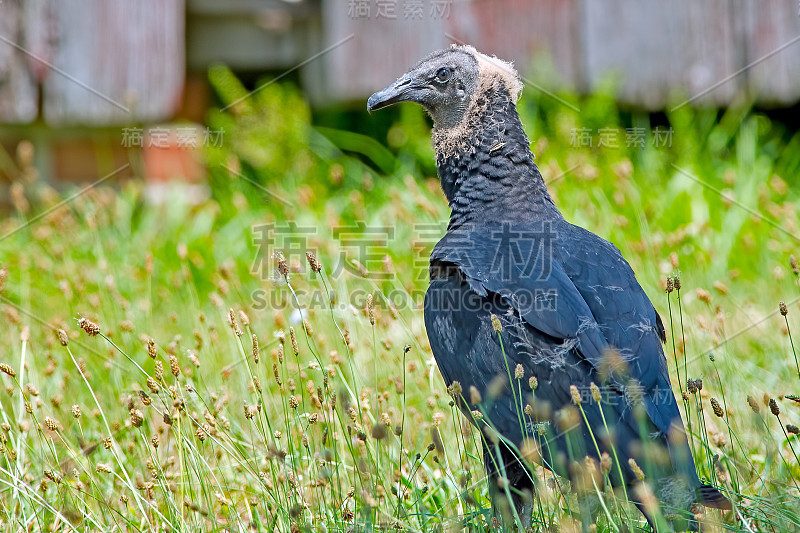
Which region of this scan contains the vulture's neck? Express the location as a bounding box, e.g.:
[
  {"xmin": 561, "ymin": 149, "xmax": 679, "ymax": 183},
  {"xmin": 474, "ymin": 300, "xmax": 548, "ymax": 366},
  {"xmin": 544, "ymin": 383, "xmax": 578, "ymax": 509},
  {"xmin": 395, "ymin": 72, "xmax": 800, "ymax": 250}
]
[{"xmin": 432, "ymin": 82, "xmax": 560, "ymax": 227}]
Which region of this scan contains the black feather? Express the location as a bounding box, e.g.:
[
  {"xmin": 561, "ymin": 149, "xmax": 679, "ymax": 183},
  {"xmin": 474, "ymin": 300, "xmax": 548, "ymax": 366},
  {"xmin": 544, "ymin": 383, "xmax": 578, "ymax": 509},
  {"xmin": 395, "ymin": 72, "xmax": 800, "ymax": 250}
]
[{"xmin": 419, "ymin": 53, "xmax": 730, "ymax": 526}]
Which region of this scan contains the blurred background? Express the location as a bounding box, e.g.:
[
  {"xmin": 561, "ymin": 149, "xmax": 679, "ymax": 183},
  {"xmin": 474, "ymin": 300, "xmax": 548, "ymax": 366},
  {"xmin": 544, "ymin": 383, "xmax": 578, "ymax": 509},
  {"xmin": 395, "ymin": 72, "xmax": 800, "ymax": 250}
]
[{"xmin": 1, "ymin": 0, "xmax": 799, "ymax": 186}]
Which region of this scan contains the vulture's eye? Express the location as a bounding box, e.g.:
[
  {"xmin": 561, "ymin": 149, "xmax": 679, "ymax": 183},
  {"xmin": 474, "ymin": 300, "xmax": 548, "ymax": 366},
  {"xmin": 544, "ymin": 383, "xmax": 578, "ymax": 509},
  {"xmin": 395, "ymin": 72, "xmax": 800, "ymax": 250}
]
[{"xmin": 436, "ymin": 67, "xmax": 451, "ymax": 82}]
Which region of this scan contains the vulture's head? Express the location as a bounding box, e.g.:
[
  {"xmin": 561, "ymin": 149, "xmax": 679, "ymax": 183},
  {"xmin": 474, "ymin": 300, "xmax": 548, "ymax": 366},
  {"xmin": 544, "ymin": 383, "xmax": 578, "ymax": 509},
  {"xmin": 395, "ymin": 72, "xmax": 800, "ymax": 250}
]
[{"xmin": 367, "ymin": 45, "xmax": 522, "ymax": 130}]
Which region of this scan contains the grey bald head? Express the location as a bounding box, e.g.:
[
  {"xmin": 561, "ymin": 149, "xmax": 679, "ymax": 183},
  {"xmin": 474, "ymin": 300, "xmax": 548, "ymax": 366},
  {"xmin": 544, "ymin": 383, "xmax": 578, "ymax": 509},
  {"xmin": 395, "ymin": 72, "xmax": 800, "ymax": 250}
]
[
  {"xmin": 367, "ymin": 47, "xmax": 482, "ymax": 129},
  {"xmin": 368, "ymin": 45, "xmax": 524, "ymax": 133}
]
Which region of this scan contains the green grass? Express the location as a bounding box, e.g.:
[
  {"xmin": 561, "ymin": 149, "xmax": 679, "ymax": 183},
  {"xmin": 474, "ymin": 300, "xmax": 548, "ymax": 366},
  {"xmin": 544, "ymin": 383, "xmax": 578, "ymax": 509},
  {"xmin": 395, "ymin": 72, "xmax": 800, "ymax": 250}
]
[{"xmin": 1, "ymin": 73, "xmax": 800, "ymax": 531}]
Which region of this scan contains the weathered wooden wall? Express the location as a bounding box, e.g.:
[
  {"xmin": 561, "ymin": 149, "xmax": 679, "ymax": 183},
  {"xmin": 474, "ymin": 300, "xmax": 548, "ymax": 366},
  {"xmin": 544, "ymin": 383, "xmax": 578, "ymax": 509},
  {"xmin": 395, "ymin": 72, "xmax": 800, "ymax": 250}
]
[
  {"xmin": 0, "ymin": 0, "xmax": 39, "ymax": 123},
  {"xmin": 316, "ymin": 0, "xmax": 800, "ymax": 109},
  {"xmin": 1, "ymin": 0, "xmax": 799, "ymax": 127},
  {"xmin": 0, "ymin": 0, "xmax": 184, "ymax": 125},
  {"xmin": 583, "ymin": 0, "xmax": 741, "ymax": 107}
]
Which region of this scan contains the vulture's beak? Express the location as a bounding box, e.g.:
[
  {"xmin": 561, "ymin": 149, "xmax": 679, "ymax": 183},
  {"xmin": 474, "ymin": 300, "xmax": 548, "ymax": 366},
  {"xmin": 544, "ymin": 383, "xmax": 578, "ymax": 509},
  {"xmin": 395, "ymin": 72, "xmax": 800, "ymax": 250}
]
[{"xmin": 367, "ymin": 75, "xmax": 414, "ymax": 111}]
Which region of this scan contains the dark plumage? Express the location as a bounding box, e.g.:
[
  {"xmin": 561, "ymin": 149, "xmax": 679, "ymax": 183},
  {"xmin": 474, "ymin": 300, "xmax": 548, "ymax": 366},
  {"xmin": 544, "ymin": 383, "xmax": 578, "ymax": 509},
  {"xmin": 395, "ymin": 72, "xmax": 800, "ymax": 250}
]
[{"xmin": 368, "ymin": 46, "xmax": 730, "ymax": 530}]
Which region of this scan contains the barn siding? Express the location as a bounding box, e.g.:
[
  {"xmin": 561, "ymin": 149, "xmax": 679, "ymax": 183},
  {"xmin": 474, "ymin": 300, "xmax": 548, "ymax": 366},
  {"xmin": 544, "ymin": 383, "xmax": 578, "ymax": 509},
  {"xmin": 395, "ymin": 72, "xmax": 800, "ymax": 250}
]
[
  {"xmin": 583, "ymin": 0, "xmax": 740, "ymax": 108},
  {"xmin": 43, "ymin": 0, "xmax": 185, "ymax": 125},
  {"xmin": 317, "ymin": 0, "xmax": 800, "ymax": 109},
  {"xmin": 0, "ymin": 0, "xmax": 39, "ymax": 123},
  {"xmin": 2, "ymin": 0, "xmax": 800, "ymax": 125},
  {"xmin": 309, "ymin": 0, "xmax": 448, "ymax": 104},
  {"xmin": 312, "ymin": 0, "xmax": 581, "ymax": 105},
  {"xmin": 445, "ymin": 0, "xmax": 581, "ymax": 91},
  {"xmin": 744, "ymin": 0, "xmax": 800, "ymax": 105}
]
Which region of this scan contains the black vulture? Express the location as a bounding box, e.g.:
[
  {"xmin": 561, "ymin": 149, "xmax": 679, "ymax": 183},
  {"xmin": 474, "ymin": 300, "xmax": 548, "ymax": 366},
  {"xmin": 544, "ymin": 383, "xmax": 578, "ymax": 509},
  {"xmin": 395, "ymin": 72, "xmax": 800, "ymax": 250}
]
[{"xmin": 367, "ymin": 46, "xmax": 731, "ymax": 530}]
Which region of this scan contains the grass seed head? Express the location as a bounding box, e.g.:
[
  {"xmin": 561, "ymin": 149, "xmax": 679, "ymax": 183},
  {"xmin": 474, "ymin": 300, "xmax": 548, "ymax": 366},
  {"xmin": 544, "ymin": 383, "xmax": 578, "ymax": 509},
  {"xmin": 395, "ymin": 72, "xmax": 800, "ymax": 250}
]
[
  {"xmin": 529, "ymin": 376, "xmax": 538, "ymax": 390},
  {"xmin": 628, "ymin": 458, "xmax": 645, "ymax": 481},
  {"xmin": 447, "ymin": 380, "xmax": 462, "ymax": 397},
  {"xmin": 44, "ymin": 469, "xmax": 62, "ymax": 484},
  {"xmin": 147, "ymin": 339, "xmax": 157, "ymax": 358},
  {"xmin": 43, "ymin": 417, "xmax": 59, "ymax": 432},
  {"xmin": 252, "ymin": 334, "xmax": 259, "ymax": 364},
  {"xmin": 590, "ymin": 382, "xmax": 602, "ymax": 402},
  {"xmin": 367, "ymin": 294, "xmax": 375, "ymax": 325},
  {"xmin": 306, "ymin": 251, "xmax": 321, "ymax": 273},
  {"xmin": 469, "ymin": 386, "xmax": 482, "ymax": 405},
  {"xmin": 490, "ymin": 314, "xmax": 502, "ymax": 333},
  {"xmin": 600, "ymin": 452, "xmax": 612, "ymax": 474},
  {"xmin": 780, "ymin": 301, "xmax": 788, "ymax": 316},
  {"xmin": 138, "ymin": 390, "xmax": 152, "ymax": 406},
  {"xmin": 129, "ymin": 409, "xmax": 144, "ymax": 428},
  {"xmin": 372, "ymin": 423, "xmax": 388, "ymax": 440},
  {"xmin": 515, "ymin": 364, "xmax": 524, "ymax": 379},
  {"xmin": 769, "ymin": 398, "xmax": 780, "ymax": 417},
  {"xmin": 57, "ymin": 329, "xmax": 69, "ymax": 346},
  {"xmin": 0, "ymin": 364, "xmax": 16, "ymax": 378},
  {"xmin": 747, "ymin": 395, "xmax": 760, "ymax": 414},
  {"xmin": 78, "ymin": 317, "xmax": 100, "ymax": 336},
  {"xmin": 290, "ymin": 327, "xmax": 299, "ymax": 355},
  {"xmin": 154, "ymin": 360, "xmax": 163, "ymax": 381},
  {"xmin": 696, "ymin": 288, "xmax": 711, "ymax": 304},
  {"xmin": 169, "ymin": 354, "xmax": 180, "ymax": 377},
  {"xmin": 791, "ymin": 254, "xmax": 799, "ymax": 276},
  {"xmin": 665, "ymin": 276, "xmax": 674, "ymax": 293},
  {"xmin": 520, "ymin": 439, "xmax": 540, "ymax": 464},
  {"xmin": 710, "ymin": 397, "xmax": 724, "ymax": 417},
  {"xmin": 195, "ymin": 424, "xmax": 209, "ymax": 442},
  {"xmin": 570, "ymin": 385, "xmax": 582, "ymax": 405},
  {"xmin": 228, "ymin": 309, "xmax": 243, "ymax": 336},
  {"xmin": 275, "ymin": 251, "xmax": 289, "ymax": 277},
  {"xmin": 146, "ymin": 377, "xmax": 159, "ymax": 393}
]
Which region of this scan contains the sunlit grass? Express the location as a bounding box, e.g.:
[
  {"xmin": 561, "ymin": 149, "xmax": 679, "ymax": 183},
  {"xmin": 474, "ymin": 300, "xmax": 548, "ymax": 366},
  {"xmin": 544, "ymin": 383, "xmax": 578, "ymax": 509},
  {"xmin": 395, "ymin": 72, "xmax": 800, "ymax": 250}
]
[{"xmin": 1, "ymin": 76, "xmax": 800, "ymax": 531}]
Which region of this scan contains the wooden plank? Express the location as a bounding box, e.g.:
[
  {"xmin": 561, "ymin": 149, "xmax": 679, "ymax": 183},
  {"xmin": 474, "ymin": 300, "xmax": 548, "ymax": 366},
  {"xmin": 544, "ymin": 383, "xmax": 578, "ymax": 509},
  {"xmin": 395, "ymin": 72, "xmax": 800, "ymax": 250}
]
[
  {"xmin": 743, "ymin": 0, "xmax": 800, "ymax": 106},
  {"xmin": 0, "ymin": 0, "xmax": 39, "ymax": 123},
  {"xmin": 312, "ymin": 0, "xmax": 579, "ymax": 105},
  {"xmin": 583, "ymin": 0, "xmax": 740, "ymax": 109},
  {"xmin": 445, "ymin": 0, "xmax": 580, "ymax": 92},
  {"xmin": 43, "ymin": 0, "xmax": 185, "ymax": 125},
  {"xmin": 308, "ymin": 0, "xmax": 447, "ymax": 105}
]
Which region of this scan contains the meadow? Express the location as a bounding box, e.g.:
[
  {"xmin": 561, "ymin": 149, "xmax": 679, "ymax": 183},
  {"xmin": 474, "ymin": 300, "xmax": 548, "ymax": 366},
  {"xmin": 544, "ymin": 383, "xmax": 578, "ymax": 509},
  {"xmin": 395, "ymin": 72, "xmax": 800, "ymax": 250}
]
[{"xmin": 1, "ymin": 67, "xmax": 800, "ymax": 531}]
